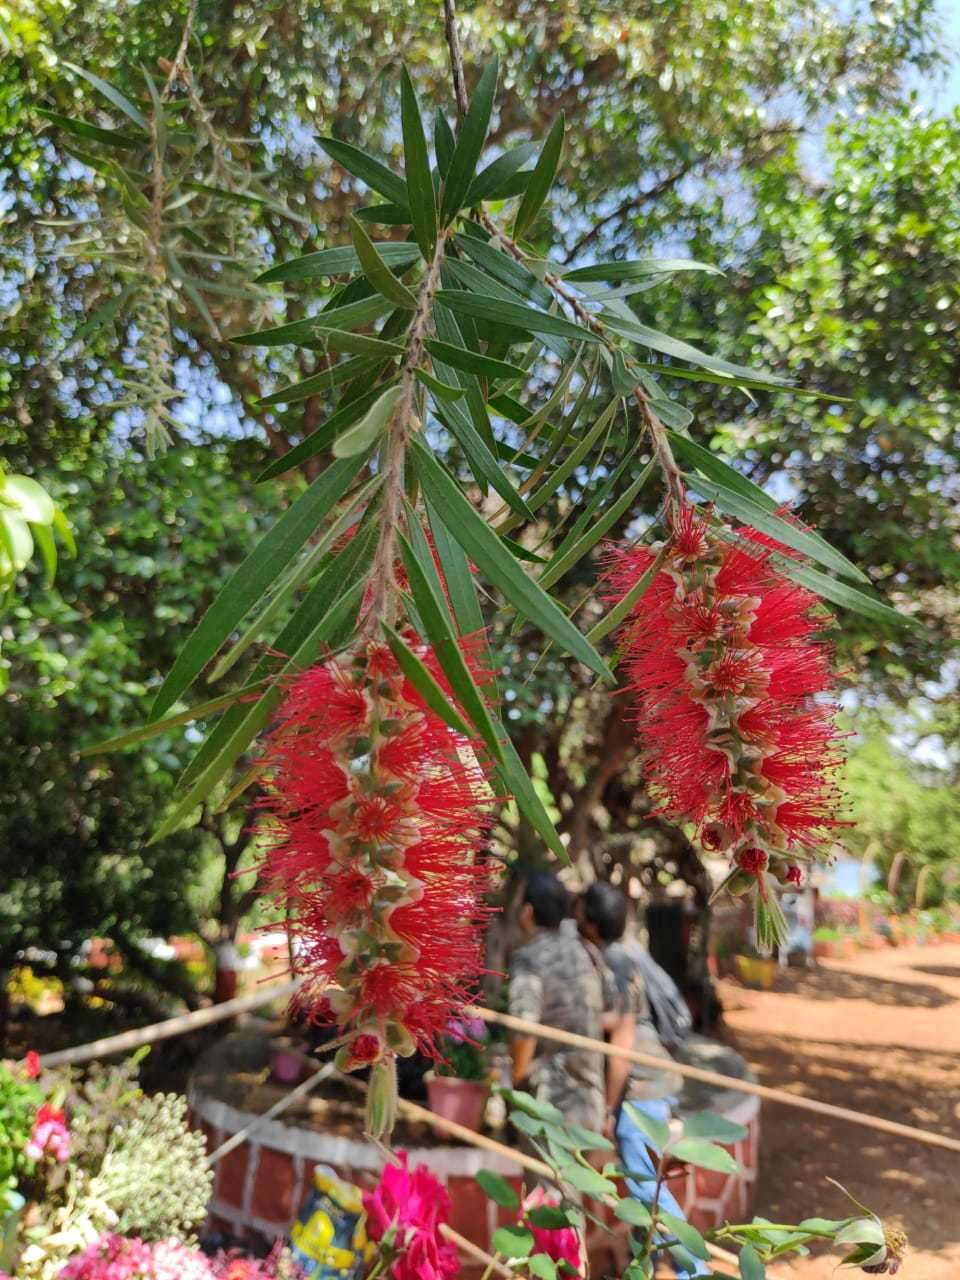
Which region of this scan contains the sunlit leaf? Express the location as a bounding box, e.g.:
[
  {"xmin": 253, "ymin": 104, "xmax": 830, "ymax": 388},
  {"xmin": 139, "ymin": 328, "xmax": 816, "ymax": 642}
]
[
  {"xmin": 400, "ymin": 65, "xmax": 437, "ymax": 257},
  {"xmin": 441, "ymin": 56, "xmax": 499, "ymax": 221},
  {"xmin": 317, "ymin": 136, "xmax": 409, "ymax": 207},
  {"xmin": 514, "ymin": 112, "xmax": 564, "ymax": 237},
  {"xmin": 256, "ymin": 242, "xmax": 420, "ymax": 284}
]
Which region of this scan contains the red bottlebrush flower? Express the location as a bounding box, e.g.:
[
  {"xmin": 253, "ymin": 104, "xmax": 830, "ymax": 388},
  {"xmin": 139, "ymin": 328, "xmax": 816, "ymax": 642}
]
[
  {"xmin": 259, "ymin": 635, "xmax": 494, "ymax": 1075},
  {"xmin": 607, "ymin": 501, "xmax": 845, "ymax": 933}
]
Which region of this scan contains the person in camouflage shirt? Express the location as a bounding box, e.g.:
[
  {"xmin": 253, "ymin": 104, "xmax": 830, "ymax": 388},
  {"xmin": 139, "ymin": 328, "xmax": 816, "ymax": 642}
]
[{"xmin": 508, "ymin": 872, "xmax": 615, "ymax": 1137}]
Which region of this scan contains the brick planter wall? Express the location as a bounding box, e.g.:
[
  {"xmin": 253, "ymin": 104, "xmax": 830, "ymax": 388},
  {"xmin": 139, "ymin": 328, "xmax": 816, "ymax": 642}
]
[{"xmin": 189, "ymin": 1032, "xmax": 758, "ymax": 1270}]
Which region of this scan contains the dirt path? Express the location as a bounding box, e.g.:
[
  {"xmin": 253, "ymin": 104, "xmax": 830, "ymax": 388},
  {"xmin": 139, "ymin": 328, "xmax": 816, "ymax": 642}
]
[{"xmin": 717, "ymin": 942, "xmax": 960, "ymax": 1279}]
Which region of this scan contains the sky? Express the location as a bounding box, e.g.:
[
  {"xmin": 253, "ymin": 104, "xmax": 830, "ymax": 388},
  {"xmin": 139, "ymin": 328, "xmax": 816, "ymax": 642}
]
[{"xmin": 918, "ymin": 1, "xmax": 960, "ymax": 110}]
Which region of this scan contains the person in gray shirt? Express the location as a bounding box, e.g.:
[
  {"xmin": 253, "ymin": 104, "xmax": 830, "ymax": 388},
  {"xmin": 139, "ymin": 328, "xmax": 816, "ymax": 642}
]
[{"xmin": 578, "ymin": 882, "xmax": 709, "ymax": 1278}]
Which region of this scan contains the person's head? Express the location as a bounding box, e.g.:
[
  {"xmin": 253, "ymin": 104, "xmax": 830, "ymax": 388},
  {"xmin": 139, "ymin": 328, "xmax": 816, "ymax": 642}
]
[
  {"xmin": 518, "ymin": 871, "xmax": 569, "ymax": 937},
  {"xmin": 579, "ymin": 881, "xmax": 628, "ymax": 947}
]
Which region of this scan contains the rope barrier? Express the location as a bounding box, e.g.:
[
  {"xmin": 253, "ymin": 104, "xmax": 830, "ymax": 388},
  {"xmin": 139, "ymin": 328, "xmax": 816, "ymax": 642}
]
[
  {"xmin": 36, "ymin": 978, "xmax": 300, "ymax": 1069},
  {"xmin": 473, "ymin": 1004, "xmax": 960, "ymax": 1156}
]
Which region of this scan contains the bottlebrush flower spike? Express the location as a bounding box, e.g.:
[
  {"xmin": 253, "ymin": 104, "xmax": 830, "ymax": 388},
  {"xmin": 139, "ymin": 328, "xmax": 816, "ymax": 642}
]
[
  {"xmin": 259, "ymin": 633, "xmax": 494, "ymax": 1132},
  {"xmin": 608, "ymin": 501, "xmax": 845, "ymax": 948}
]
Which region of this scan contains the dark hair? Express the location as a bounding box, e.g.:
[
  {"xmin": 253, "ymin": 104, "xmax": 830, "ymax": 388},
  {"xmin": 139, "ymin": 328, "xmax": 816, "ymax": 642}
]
[
  {"xmin": 582, "ymin": 882, "xmax": 628, "ymax": 944},
  {"xmin": 523, "ymin": 871, "xmax": 569, "ymax": 929}
]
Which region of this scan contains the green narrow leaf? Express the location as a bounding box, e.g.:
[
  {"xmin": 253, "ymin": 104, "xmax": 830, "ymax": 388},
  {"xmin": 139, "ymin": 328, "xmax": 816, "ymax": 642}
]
[
  {"xmin": 476, "ymin": 1170, "xmax": 520, "ymax": 1212},
  {"xmin": 454, "ymin": 235, "xmax": 555, "ymax": 309},
  {"xmin": 437, "ymin": 290, "xmax": 599, "ymax": 345},
  {"xmin": 646, "ymin": 395, "xmax": 694, "ymax": 431},
  {"xmin": 434, "ymin": 108, "xmax": 455, "ymax": 177},
  {"xmin": 669, "ymin": 1138, "xmax": 739, "ymax": 1175},
  {"xmin": 150, "ymin": 581, "xmax": 365, "ymax": 844},
  {"xmin": 424, "ymin": 498, "xmax": 485, "ymax": 636},
  {"xmin": 400, "ymin": 66, "xmax": 437, "ymax": 257},
  {"xmin": 538, "ymin": 459, "xmax": 653, "ymax": 590},
  {"xmin": 658, "ymin": 1212, "xmax": 710, "ymax": 1260},
  {"xmin": 464, "ymin": 140, "xmax": 539, "ymax": 205},
  {"xmin": 739, "ymin": 1243, "xmax": 766, "ymax": 1280},
  {"xmin": 257, "ymin": 381, "xmax": 398, "ymax": 482},
  {"xmin": 414, "ymin": 443, "xmax": 612, "ymax": 681},
  {"xmin": 527, "ymin": 1207, "xmax": 575, "ymax": 1230},
  {"xmin": 332, "ymin": 383, "xmax": 403, "ymax": 458},
  {"xmin": 494, "ymin": 730, "xmax": 567, "ymax": 863},
  {"xmin": 173, "ymin": 523, "xmax": 378, "ymax": 796},
  {"xmin": 232, "ymin": 295, "xmax": 394, "ymax": 348},
  {"xmin": 207, "ymin": 474, "xmax": 382, "ymax": 683},
  {"xmin": 771, "ymin": 552, "xmax": 912, "ymax": 627},
  {"xmin": 668, "ymin": 432, "xmax": 867, "ymax": 585},
  {"xmin": 36, "ymin": 108, "xmax": 139, "ymax": 150},
  {"xmin": 514, "ymin": 113, "xmax": 564, "ymax": 237},
  {"xmin": 317, "ymin": 136, "xmax": 409, "ymax": 208},
  {"xmin": 424, "ymin": 338, "xmax": 526, "ymax": 383},
  {"xmin": 152, "ymin": 455, "xmax": 366, "ymax": 717},
  {"xmin": 63, "ymin": 62, "xmax": 148, "ymax": 129},
  {"xmin": 258, "ymin": 357, "xmax": 383, "ymax": 407},
  {"xmin": 382, "ymin": 623, "xmax": 474, "ymax": 738},
  {"xmin": 256, "ymin": 242, "xmax": 420, "ymax": 285},
  {"xmin": 600, "ymin": 311, "xmax": 789, "ymax": 387},
  {"xmin": 415, "ymin": 367, "xmax": 465, "ymax": 400},
  {"xmin": 563, "ymin": 258, "xmax": 723, "ymax": 283},
  {"xmin": 399, "ymin": 530, "xmax": 505, "ymax": 765},
  {"xmin": 53, "ymin": 507, "xmax": 77, "ymax": 558},
  {"xmin": 354, "ymin": 203, "xmax": 410, "ymax": 226},
  {"xmin": 687, "ymin": 474, "xmax": 869, "ymax": 583},
  {"xmin": 80, "ymin": 682, "xmax": 267, "ymax": 757},
  {"xmin": 615, "ymin": 1199, "xmax": 653, "ymax": 1228},
  {"xmin": 32, "ymin": 523, "xmax": 57, "ymax": 585},
  {"xmin": 350, "ymin": 217, "xmax": 418, "ymax": 309},
  {"xmin": 587, "ymin": 542, "xmax": 668, "ymax": 648},
  {"xmin": 440, "ymin": 56, "xmax": 499, "ymax": 222},
  {"xmin": 527, "ymin": 397, "xmax": 620, "ymax": 513}
]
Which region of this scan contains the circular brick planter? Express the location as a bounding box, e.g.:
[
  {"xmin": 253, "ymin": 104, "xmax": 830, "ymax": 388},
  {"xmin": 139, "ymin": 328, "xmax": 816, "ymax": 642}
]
[{"xmin": 189, "ymin": 1030, "xmax": 758, "ymax": 1268}]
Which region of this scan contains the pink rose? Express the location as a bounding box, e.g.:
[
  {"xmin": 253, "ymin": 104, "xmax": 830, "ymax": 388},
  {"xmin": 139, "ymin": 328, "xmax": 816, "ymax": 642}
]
[
  {"xmin": 363, "ymin": 1154, "xmax": 458, "ymax": 1280},
  {"xmin": 25, "ymin": 1102, "xmax": 70, "ymax": 1163},
  {"xmin": 520, "ymin": 1187, "xmax": 583, "ymax": 1273}
]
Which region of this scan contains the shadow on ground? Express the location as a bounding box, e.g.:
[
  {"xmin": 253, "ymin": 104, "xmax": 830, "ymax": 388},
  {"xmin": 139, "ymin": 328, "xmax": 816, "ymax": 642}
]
[
  {"xmin": 906, "ymin": 963, "xmax": 960, "ymax": 981},
  {"xmin": 748, "ymin": 964, "xmax": 957, "ymax": 1009},
  {"xmin": 721, "ymin": 1027, "xmax": 960, "ymax": 1255}
]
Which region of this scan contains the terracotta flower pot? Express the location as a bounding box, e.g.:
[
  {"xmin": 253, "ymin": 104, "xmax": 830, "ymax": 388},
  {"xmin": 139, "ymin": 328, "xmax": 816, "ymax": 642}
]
[
  {"xmin": 425, "ymin": 1073, "xmax": 489, "ymax": 1132},
  {"xmin": 270, "ymin": 1037, "xmax": 307, "ymax": 1085}
]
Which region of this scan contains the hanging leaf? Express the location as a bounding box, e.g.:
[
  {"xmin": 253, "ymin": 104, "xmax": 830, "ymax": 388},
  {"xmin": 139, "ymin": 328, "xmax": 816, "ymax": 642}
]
[
  {"xmin": 424, "ymin": 498, "xmax": 485, "ymax": 636},
  {"xmin": 669, "ymin": 1138, "xmax": 740, "ymax": 1174},
  {"xmin": 538, "ymin": 459, "xmax": 653, "ymax": 589},
  {"xmin": 658, "ymin": 1212, "xmax": 710, "ymax": 1261},
  {"xmin": 81, "ymin": 682, "xmax": 267, "ymax": 757},
  {"xmin": 686, "ymin": 473, "xmax": 870, "ymax": 583},
  {"xmin": 399, "ymin": 65, "xmax": 437, "ymax": 257},
  {"xmin": 514, "ymin": 112, "xmax": 564, "ymax": 237},
  {"xmin": 682, "ymin": 1111, "xmax": 748, "ymax": 1144},
  {"xmin": 770, "ymin": 553, "xmax": 913, "ymax": 627},
  {"xmin": 621, "ymin": 1102, "xmax": 670, "ymax": 1151},
  {"xmin": 441, "ymin": 56, "xmax": 499, "ymax": 222},
  {"xmin": 615, "ymin": 1199, "xmax": 653, "ymax": 1228},
  {"xmin": 464, "ymin": 140, "xmax": 539, "ymax": 205},
  {"xmin": 257, "ymin": 356, "xmax": 384, "ymax": 407},
  {"xmin": 413, "ymin": 443, "xmax": 612, "ymax": 681},
  {"xmin": 348, "ymin": 218, "xmax": 417, "ymax": 312},
  {"xmin": 415, "ymin": 367, "xmax": 465, "ymax": 400},
  {"xmin": 151, "ymin": 455, "xmax": 367, "ymax": 717},
  {"xmin": 332, "ymin": 383, "xmax": 403, "ymax": 457},
  {"xmin": 354, "ymin": 203, "xmax": 410, "ymax": 226},
  {"xmin": 382, "ymin": 622, "xmax": 475, "ymax": 738},
  {"xmin": 63, "ymin": 62, "xmax": 148, "ymax": 129},
  {"xmin": 37, "ymin": 108, "xmax": 139, "ymax": 150},
  {"xmin": 257, "ymin": 381, "xmax": 398, "ymax": 482},
  {"xmin": 398, "ymin": 530, "xmax": 505, "ymax": 765},
  {"xmin": 738, "ymin": 1243, "xmax": 767, "ymax": 1280},
  {"xmin": 599, "ymin": 311, "xmax": 789, "ymax": 387},
  {"xmin": 256, "ymin": 242, "xmax": 420, "ymax": 285},
  {"xmin": 434, "ymin": 108, "xmax": 456, "ymax": 176},
  {"xmin": 454, "ymin": 235, "xmax": 555, "ymax": 309},
  {"xmin": 562, "ymin": 258, "xmax": 723, "ymax": 283},
  {"xmin": 317, "ymin": 136, "xmax": 409, "ymax": 208},
  {"xmin": 232, "ymin": 295, "xmax": 394, "ymax": 348},
  {"xmin": 492, "ymin": 1226, "xmax": 534, "ymax": 1259},
  {"xmin": 436, "ymin": 289, "xmax": 600, "ymax": 345},
  {"xmin": 424, "ymin": 338, "xmax": 527, "ymax": 382}
]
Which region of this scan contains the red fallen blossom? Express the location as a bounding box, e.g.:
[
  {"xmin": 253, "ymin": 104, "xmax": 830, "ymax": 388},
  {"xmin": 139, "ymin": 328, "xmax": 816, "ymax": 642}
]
[
  {"xmin": 259, "ymin": 634, "xmax": 494, "ymax": 1077},
  {"xmin": 607, "ymin": 502, "xmax": 845, "ymax": 940}
]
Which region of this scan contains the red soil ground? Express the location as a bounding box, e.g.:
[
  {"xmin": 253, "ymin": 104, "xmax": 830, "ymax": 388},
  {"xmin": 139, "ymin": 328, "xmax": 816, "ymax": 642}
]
[{"xmin": 717, "ymin": 941, "xmax": 960, "ymax": 1279}]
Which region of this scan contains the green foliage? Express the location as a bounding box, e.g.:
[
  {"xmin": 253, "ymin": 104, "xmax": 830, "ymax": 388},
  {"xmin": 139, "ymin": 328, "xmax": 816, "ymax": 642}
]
[{"xmin": 0, "ymin": 1063, "xmax": 42, "ymax": 1195}]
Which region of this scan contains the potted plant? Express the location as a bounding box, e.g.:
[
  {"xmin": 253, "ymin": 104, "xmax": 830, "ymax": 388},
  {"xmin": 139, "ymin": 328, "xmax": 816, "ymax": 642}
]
[
  {"xmin": 425, "ymin": 1017, "xmax": 490, "ymax": 1131},
  {"xmin": 733, "ymin": 945, "xmax": 777, "ymax": 990}
]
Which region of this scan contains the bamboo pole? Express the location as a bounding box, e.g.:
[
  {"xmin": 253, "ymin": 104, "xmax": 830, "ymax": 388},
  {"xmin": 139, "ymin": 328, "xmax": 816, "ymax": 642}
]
[
  {"xmin": 473, "ymin": 1004, "xmax": 960, "ymax": 1156},
  {"xmin": 37, "ymin": 978, "xmax": 300, "ymax": 1068}
]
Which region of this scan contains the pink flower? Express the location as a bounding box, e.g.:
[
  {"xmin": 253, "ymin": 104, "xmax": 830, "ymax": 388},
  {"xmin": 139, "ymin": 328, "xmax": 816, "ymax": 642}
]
[
  {"xmin": 25, "ymin": 1102, "xmax": 70, "ymax": 1163},
  {"xmin": 24, "ymin": 1050, "xmax": 41, "ymax": 1079},
  {"xmin": 60, "ymin": 1234, "xmax": 216, "ymax": 1280},
  {"xmin": 446, "ymin": 1016, "xmax": 486, "ymax": 1044},
  {"xmin": 363, "ymin": 1154, "xmax": 459, "ymax": 1280},
  {"xmin": 520, "ymin": 1187, "xmax": 583, "ymax": 1273}
]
